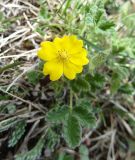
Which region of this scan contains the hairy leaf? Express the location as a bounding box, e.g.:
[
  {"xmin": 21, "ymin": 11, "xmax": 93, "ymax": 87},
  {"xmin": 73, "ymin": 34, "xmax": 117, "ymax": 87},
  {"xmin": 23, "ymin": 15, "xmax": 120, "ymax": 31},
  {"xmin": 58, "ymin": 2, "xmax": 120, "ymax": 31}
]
[
  {"xmin": 15, "ymin": 134, "xmax": 45, "ymax": 160},
  {"xmin": 27, "ymin": 70, "xmax": 43, "ymax": 85},
  {"xmin": 89, "ymin": 52, "xmax": 108, "ymax": 73},
  {"xmin": 73, "ymin": 107, "xmax": 96, "ymax": 128},
  {"xmin": 70, "ymin": 77, "xmax": 91, "ymax": 93},
  {"xmin": 8, "ymin": 120, "xmax": 26, "ymax": 147},
  {"xmin": 46, "ymin": 128, "xmax": 60, "ymax": 151},
  {"xmin": 79, "ymin": 145, "xmax": 89, "ymax": 160},
  {"xmin": 99, "ymin": 20, "xmax": 115, "ymax": 31},
  {"xmin": 110, "ymin": 73, "xmax": 121, "ymax": 94},
  {"xmin": 46, "ymin": 105, "xmax": 68, "ymax": 122},
  {"xmin": 64, "ymin": 114, "xmax": 81, "ymax": 148},
  {"xmin": 0, "ymin": 117, "xmax": 19, "ymax": 132}
]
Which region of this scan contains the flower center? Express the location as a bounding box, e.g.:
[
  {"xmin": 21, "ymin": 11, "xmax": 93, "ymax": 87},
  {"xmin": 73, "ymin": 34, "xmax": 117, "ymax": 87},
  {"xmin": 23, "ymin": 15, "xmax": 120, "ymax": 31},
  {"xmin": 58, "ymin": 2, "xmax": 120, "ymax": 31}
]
[{"xmin": 58, "ymin": 50, "xmax": 69, "ymax": 61}]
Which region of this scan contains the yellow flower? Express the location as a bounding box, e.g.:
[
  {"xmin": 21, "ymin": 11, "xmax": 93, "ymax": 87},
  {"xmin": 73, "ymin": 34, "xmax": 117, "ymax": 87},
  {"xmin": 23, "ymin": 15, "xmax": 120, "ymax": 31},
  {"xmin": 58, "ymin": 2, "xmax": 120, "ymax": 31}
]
[{"xmin": 37, "ymin": 35, "xmax": 89, "ymax": 81}]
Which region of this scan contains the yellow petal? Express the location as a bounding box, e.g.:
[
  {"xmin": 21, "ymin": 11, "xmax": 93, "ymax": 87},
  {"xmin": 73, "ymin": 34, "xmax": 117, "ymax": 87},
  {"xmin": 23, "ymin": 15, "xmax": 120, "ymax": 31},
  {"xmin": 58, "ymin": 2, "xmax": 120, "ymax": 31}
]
[
  {"xmin": 68, "ymin": 35, "xmax": 83, "ymax": 47},
  {"xmin": 67, "ymin": 35, "xmax": 83, "ymax": 54},
  {"xmin": 37, "ymin": 41, "xmax": 58, "ymax": 61},
  {"xmin": 69, "ymin": 56, "xmax": 89, "ymax": 66},
  {"xmin": 53, "ymin": 35, "xmax": 83, "ymax": 54},
  {"xmin": 53, "ymin": 37, "xmax": 64, "ymax": 51},
  {"xmin": 43, "ymin": 59, "xmax": 63, "ymax": 81},
  {"xmin": 69, "ymin": 48, "xmax": 89, "ymax": 65},
  {"xmin": 63, "ymin": 61, "xmax": 83, "ymax": 80}
]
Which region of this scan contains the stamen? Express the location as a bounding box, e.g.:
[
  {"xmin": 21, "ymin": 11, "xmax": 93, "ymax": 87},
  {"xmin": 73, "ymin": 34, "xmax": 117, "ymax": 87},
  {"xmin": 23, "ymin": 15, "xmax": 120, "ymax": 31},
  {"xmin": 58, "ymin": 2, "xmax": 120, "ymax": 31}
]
[{"xmin": 58, "ymin": 49, "xmax": 69, "ymax": 61}]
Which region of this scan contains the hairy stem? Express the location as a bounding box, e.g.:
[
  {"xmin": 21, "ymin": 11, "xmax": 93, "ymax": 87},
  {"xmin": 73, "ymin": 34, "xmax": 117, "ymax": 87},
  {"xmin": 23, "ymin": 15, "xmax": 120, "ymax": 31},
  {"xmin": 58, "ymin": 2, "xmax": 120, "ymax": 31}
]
[{"xmin": 69, "ymin": 89, "xmax": 73, "ymax": 112}]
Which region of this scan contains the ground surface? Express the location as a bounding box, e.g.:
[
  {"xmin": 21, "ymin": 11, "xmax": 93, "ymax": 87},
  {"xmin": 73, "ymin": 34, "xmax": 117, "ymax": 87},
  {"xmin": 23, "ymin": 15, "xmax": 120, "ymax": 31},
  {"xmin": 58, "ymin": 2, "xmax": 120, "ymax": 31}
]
[{"xmin": 0, "ymin": 0, "xmax": 135, "ymax": 160}]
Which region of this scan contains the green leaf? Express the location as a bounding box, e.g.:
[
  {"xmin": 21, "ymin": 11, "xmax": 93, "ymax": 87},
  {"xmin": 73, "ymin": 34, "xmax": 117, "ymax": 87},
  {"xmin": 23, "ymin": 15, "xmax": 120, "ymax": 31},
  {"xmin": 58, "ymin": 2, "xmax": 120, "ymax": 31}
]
[
  {"xmin": 119, "ymin": 83, "xmax": 134, "ymax": 95},
  {"xmin": 64, "ymin": 114, "xmax": 81, "ymax": 148},
  {"xmin": 36, "ymin": 27, "xmax": 45, "ymax": 36},
  {"xmin": 46, "ymin": 105, "xmax": 69, "ymax": 122},
  {"xmin": 117, "ymin": 66, "xmax": 130, "ymax": 79},
  {"xmin": 70, "ymin": 77, "xmax": 91, "ymax": 93},
  {"xmin": 15, "ymin": 134, "xmax": 45, "ymax": 160},
  {"xmin": 85, "ymin": 13, "xmax": 95, "ymax": 26},
  {"xmin": 79, "ymin": 145, "xmax": 89, "ymax": 160},
  {"xmin": 58, "ymin": 152, "xmax": 74, "ymax": 160},
  {"xmin": 46, "ymin": 128, "xmax": 60, "ymax": 151},
  {"xmin": 112, "ymin": 45, "xmax": 125, "ymax": 55},
  {"xmin": 110, "ymin": 73, "xmax": 121, "ymax": 94},
  {"xmin": 62, "ymin": 0, "xmax": 72, "ymax": 15},
  {"xmin": 95, "ymin": 9, "xmax": 104, "ymax": 24},
  {"xmin": 0, "ymin": 94, "xmax": 10, "ymax": 100},
  {"xmin": 0, "ymin": 11, "xmax": 4, "ymax": 21},
  {"xmin": 77, "ymin": 99, "xmax": 92, "ymax": 111},
  {"xmin": 0, "ymin": 117, "xmax": 19, "ymax": 132},
  {"xmin": 80, "ymin": 37, "xmax": 103, "ymax": 52},
  {"xmin": 89, "ymin": 53, "xmax": 108, "ymax": 73},
  {"xmin": 27, "ymin": 70, "xmax": 43, "ymax": 85},
  {"xmin": 99, "ymin": 20, "xmax": 115, "ymax": 30},
  {"xmin": 85, "ymin": 73, "xmax": 105, "ymax": 91},
  {"xmin": 8, "ymin": 120, "xmax": 26, "ymax": 147},
  {"xmin": 73, "ymin": 107, "xmax": 96, "ymax": 128},
  {"xmin": 6, "ymin": 104, "xmax": 16, "ymax": 114},
  {"xmin": 92, "ymin": 53, "xmax": 108, "ymax": 66},
  {"xmin": 39, "ymin": 6, "xmax": 50, "ymax": 20}
]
